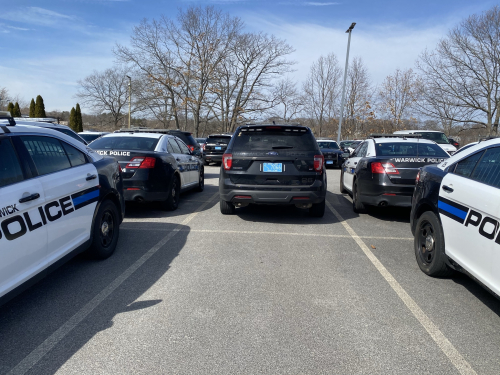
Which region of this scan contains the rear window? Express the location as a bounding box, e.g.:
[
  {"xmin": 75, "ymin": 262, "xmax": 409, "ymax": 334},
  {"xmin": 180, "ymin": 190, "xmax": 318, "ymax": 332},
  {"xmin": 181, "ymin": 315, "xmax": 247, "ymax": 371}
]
[
  {"xmin": 90, "ymin": 136, "xmax": 159, "ymax": 151},
  {"xmin": 318, "ymin": 141, "xmax": 339, "ymax": 150},
  {"xmin": 375, "ymin": 142, "xmax": 449, "ymax": 157},
  {"xmin": 54, "ymin": 128, "xmax": 87, "ymax": 144},
  {"xmin": 232, "ymin": 129, "xmax": 317, "ymax": 151},
  {"xmin": 183, "ymin": 134, "xmax": 199, "ymax": 147},
  {"xmin": 79, "ymin": 133, "xmax": 102, "ymax": 143},
  {"xmin": 414, "ymin": 132, "xmax": 449, "ymax": 145},
  {"xmin": 207, "ymin": 136, "xmax": 231, "ymax": 144}
]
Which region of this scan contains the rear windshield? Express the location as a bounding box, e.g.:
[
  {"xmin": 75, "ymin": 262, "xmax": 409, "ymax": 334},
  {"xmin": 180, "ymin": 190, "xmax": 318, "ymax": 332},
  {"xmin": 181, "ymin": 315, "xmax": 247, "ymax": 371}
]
[
  {"xmin": 207, "ymin": 136, "xmax": 231, "ymax": 144},
  {"xmin": 317, "ymin": 141, "xmax": 339, "ymax": 150},
  {"xmin": 54, "ymin": 128, "xmax": 87, "ymax": 144},
  {"xmin": 195, "ymin": 138, "xmax": 206, "ymax": 143},
  {"xmin": 375, "ymin": 142, "xmax": 449, "ymax": 157},
  {"xmin": 79, "ymin": 134, "xmax": 102, "ymax": 143},
  {"xmin": 90, "ymin": 136, "xmax": 159, "ymax": 151},
  {"xmin": 232, "ymin": 130, "xmax": 317, "ymax": 151},
  {"xmin": 414, "ymin": 132, "xmax": 449, "ymax": 144},
  {"xmin": 183, "ymin": 134, "xmax": 199, "ymax": 146}
]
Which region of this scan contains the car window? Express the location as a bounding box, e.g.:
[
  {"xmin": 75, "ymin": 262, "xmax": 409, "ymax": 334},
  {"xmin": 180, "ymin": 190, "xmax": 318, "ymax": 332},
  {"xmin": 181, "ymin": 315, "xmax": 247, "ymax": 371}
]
[
  {"xmin": 168, "ymin": 139, "xmax": 182, "ymax": 154},
  {"xmin": 0, "ymin": 138, "xmax": 24, "ymax": 188},
  {"xmin": 79, "ymin": 133, "xmax": 101, "ymax": 143},
  {"xmin": 317, "ymin": 141, "xmax": 340, "ymax": 150},
  {"xmin": 176, "ymin": 139, "xmax": 190, "ymax": 155},
  {"xmin": 90, "ymin": 136, "xmax": 159, "ymax": 151},
  {"xmin": 415, "ymin": 132, "xmax": 450, "ymax": 144},
  {"xmin": 61, "ymin": 142, "xmax": 87, "ymax": 167},
  {"xmin": 375, "ymin": 143, "xmax": 449, "ymax": 157},
  {"xmin": 232, "ymin": 130, "xmax": 316, "ymax": 151},
  {"xmin": 207, "ymin": 136, "xmax": 231, "ymax": 144},
  {"xmin": 353, "ymin": 142, "xmax": 367, "ymax": 157},
  {"xmin": 453, "ymin": 151, "xmax": 484, "ymax": 178},
  {"xmin": 54, "ymin": 128, "xmax": 87, "ymax": 144},
  {"xmin": 21, "ymin": 136, "xmax": 71, "ymax": 176},
  {"xmin": 470, "ymin": 147, "xmax": 500, "ymax": 188}
]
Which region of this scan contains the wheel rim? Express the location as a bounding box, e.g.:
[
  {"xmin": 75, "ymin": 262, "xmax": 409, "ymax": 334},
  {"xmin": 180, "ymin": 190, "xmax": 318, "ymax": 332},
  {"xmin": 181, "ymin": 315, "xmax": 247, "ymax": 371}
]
[
  {"xmin": 418, "ymin": 220, "xmax": 435, "ymax": 265},
  {"xmin": 99, "ymin": 210, "xmax": 114, "ymax": 248}
]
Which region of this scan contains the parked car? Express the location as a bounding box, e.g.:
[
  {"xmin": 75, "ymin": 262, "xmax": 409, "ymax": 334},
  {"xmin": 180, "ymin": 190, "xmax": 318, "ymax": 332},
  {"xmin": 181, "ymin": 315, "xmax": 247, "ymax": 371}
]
[
  {"xmin": 204, "ymin": 134, "xmax": 232, "ymax": 165},
  {"xmin": 79, "ymin": 131, "xmax": 110, "ymax": 144},
  {"xmin": 316, "ymin": 139, "xmax": 344, "ymax": 168},
  {"xmin": 393, "ymin": 130, "xmax": 457, "ymax": 154}
]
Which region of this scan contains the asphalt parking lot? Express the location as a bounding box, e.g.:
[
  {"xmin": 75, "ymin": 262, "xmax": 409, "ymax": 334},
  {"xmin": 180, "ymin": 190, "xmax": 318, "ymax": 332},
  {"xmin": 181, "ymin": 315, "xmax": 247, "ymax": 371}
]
[{"xmin": 1, "ymin": 166, "xmax": 499, "ymax": 375}]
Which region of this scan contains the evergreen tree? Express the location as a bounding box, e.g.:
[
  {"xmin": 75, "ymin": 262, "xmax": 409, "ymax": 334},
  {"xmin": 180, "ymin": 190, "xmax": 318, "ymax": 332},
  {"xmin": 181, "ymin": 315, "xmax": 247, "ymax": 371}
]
[
  {"xmin": 29, "ymin": 98, "xmax": 36, "ymax": 117},
  {"xmin": 34, "ymin": 95, "xmax": 46, "ymax": 117},
  {"xmin": 69, "ymin": 107, "xmax": 77, "ymax": 131},
  {"xmin": 75, "ymin": 103, "xmax": 83, "ymax": 132},
  {"xmin": 6, "ymin": 102, "xmax": 14, "ymax": 116},
  {"xmin": 13, "ymin": 102, "xmax": 21, "ymax": 117}
]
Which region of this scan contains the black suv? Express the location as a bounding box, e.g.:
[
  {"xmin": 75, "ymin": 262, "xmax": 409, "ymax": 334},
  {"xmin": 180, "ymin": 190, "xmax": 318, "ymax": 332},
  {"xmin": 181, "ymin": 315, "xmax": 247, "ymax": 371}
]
[
  {"xmin": 219, "ymin": 124, "xmax": 327, "ymax": 217},
  {"xmin": 167, "ymin": 130, "xmax": 201, "ymax": 157},
  {"xmin": 204, "ymin": 134, "xmax": 232, "ymax": 165}
]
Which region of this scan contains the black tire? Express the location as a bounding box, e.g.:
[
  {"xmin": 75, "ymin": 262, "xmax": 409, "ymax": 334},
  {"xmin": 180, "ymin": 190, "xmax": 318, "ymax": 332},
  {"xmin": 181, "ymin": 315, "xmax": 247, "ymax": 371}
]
[
  {"xmin": 340, "ymin": 169, "xmax": 348, "ymax": 194},
  {"xmin": 87, "ymin": 200, "xmax": 119, "ymax": 259},
  {"xmin": 414, "ymin": 211, "xmax": 454, "ymax": 277},
  {"xmin": 352, "ymin": 180, "xmax": 367, "ymax": 213},
  {"xmin": 220, "ymin": 199, "xmax": 235, "ymax": 215},
  {"xmin": 309, "ymin": 199, "xmax": 325, "ymax": 217},
  {"xmin": 162, "ymin": 175, "xmax": 180, "ymax": 211},
  {"xmin": 196, "ymin": 167, "xmax": 205, "ymax": 192}
]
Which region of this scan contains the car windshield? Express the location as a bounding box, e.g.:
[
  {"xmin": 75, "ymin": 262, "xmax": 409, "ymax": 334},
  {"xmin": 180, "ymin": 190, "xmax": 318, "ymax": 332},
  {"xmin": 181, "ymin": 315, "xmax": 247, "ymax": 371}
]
[
  {"xmin": 89, "ymin": 136, "xmax": 159, "ymax": 151},
  {"xmin": 415, "ymin": 132, "xmax": 450, "ymax": 144},
  {"xmin": 207, "ymin": 136, "xmax": 231, "ymax": 144},
  {"xmin": 79, "ymin": 134, "xmax": 102, "ymax": 143},
  {"xmin": 317, "ymin": 141, "xmax": 339, "ymax": 150},
  {"xmin": 232, "ymin": 129, "xmax": 317, "ymax": 151},
  {"xmin": 341, "ymin": 141, "xmax": 360, "ymax": 148},
  {"xmin": 375, "ymin": 142, "xmax": 450, "ymax": 157}
]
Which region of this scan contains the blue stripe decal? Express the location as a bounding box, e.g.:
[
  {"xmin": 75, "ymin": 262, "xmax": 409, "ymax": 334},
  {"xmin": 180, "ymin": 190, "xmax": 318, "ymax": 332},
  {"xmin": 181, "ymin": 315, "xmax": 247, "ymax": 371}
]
[
  {"xmin": 438, "ymin": 200, "xmax": 467, "ymax": 220},
  {"xmin": 72, "ymin": 190, "xmax": 99, "ymax": 206}
]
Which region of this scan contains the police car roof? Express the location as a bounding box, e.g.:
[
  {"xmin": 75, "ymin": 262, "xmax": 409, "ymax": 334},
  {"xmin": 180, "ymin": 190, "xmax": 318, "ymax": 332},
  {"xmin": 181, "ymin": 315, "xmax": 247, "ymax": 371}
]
[
  {"xmin": 370, "ymin": 137, "xmax": 437, "ymax": 144},
  {"xmin": 102, "ymin": 132, "xmax": 165, "ymax": 139},
  {"xmin": 444, "ymin": 137, "xmax": 500, "ymax": 164},
  {"xmin": 317, "ymin": 139, "xmax": 337, "ymax": 142},
  {"xmin": 79, "ymin": 131, "xmax": 110, "ymax": 135}
]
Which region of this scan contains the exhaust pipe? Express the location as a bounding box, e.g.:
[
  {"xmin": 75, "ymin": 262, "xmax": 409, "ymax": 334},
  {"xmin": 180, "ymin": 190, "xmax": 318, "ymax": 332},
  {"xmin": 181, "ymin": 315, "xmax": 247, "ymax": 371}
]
[{"xmin": 379, "ymin": 201, "xmax": 388, "ymax": 207}]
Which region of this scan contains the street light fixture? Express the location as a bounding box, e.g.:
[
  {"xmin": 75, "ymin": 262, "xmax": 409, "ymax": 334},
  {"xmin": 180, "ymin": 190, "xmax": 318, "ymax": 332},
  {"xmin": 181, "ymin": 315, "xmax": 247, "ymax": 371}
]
[
  {"xmin": 126, "ymin": 75, "xmax": 131, "ymax": 129},
  {"xmin": 337, "ymin": 22, "xmax": 356, "ymax": 144}
]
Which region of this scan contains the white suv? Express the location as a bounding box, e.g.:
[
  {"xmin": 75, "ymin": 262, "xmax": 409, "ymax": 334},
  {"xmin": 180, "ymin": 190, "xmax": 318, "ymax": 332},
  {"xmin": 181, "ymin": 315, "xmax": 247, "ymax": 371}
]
[{"xmin": 393, "ymin": 130, "xmax": 456, "ymax": 154}]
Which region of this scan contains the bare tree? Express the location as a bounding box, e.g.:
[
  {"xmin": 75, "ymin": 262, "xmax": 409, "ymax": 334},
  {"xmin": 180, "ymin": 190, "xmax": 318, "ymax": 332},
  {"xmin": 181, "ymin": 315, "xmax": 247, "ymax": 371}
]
[
  {"xmin": 303, "ymin": 53, "xmax": 342, "ymax": 137},
  {"xmin": 269, "ymin": 77, "xmax": 304, "ymax": 122},
  {"xmin": 76, "ymin": 66, "xmax": 132, "ymax": 129},
  {"xmin": 377, "ymin": 68, "xmax": 420, "ymax": 132},
  {"xmin": 0, "ymin": 87, "xmax": 10, "ymax": 111},
  {"xmin": 416, "ymin": 6, "xmax": 500, "ymax": 135}
]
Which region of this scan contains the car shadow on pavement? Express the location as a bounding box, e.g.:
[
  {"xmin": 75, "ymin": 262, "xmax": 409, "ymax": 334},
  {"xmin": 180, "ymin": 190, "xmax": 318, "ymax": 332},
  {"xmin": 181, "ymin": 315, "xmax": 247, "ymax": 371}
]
[
  {"xmin": 0, "ymin": 222, "xmax": 191, "ymax": 374},
  {"xmin": 451, "ymin": 273, "xmax": 500, "ymax": 317}
]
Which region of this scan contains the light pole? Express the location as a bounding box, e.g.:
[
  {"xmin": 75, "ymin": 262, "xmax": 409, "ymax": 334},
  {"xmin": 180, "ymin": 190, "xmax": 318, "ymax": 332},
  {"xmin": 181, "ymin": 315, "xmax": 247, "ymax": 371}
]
[
  {"xmin": 126, "ymin": 75, "xmax": 131, "ymax": 129},
  {"xmin": 337, "ymin": 22, "xmax": 356, "ymax": 144}
]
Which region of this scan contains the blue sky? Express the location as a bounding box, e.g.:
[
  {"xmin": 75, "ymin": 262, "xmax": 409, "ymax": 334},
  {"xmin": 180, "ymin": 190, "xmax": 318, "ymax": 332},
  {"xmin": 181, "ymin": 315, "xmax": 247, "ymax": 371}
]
[{"xmin": 0, "ymin": 0, "xmax": 497, "ymax": 112}]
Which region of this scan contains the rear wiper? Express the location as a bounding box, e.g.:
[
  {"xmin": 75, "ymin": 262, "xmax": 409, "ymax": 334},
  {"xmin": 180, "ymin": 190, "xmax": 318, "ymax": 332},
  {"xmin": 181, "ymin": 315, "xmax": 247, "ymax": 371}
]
[{"xmin": 272, "ymin": 146, "xmax": 294, "ymax": 149}]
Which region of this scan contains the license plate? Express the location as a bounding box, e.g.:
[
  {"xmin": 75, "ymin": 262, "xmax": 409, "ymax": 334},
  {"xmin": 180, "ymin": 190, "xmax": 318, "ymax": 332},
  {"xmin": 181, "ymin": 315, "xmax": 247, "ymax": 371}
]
[
  {"xmin": 326, "ymin": 160, "xmax": 333, "ymax": 164},
  {"xmin": 263, "ymin": 163, "xmax": 282, "ymax": 172},
  {"xmin": 215, "ymin": 146, "xmax": 222, "ymax": 150}
]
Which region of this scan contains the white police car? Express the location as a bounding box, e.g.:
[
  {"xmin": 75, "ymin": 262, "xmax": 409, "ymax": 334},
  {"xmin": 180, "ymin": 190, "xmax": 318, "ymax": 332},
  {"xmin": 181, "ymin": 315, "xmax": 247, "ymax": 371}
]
[
  {"xmin": 0, "ymin": 114, "xmax": 125, "ymax": 304},
  {"xmin": 411, "ymin": 137, "xmax": 500, "ymax": 296}
]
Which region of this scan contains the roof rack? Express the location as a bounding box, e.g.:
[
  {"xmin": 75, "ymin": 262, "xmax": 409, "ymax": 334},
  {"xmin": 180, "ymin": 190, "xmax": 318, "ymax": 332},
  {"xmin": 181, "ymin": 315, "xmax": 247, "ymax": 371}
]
[
  {"xmin": 369, "ymin": 133, "xmax": 422, "ymax": 139},
  {"xmin": 13, "ymin": 117, "xmax": 58, "ymax": 123},
  {"xmin": 0, "ymin": 112, "xmax": 16, "ymax": 127},
  {"xmin": 116, "ymin": 128, "xmax": 172, "ymax": 134}
]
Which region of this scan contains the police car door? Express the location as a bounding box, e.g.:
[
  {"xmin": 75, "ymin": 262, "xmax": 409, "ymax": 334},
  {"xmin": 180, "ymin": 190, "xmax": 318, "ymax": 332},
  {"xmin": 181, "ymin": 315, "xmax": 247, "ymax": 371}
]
[
  {"xmin": 175, "ymin": 139, "xmax": 197, "ymax": 185},
  {"xmin": 20, "ymin": 136, "xmax": 99, "ymax": 263},
  {"xmin": 0, "ymin": 137, "xmax": 48, "ymax": 297},
  {"xmin": 167, "ymin": 138, "xmax": 189, "ymax": 187},
  {"xmin": 343, "ymin": 142, "xmax": 367, "ymax": 192},
  {"xmin": 439, "ymin": 147, "xmax": 500, "ymax": 292}
]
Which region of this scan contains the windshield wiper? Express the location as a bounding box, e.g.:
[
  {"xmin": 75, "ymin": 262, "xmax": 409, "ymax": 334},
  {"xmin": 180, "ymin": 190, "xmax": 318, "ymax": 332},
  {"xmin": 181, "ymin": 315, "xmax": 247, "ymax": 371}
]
[{"xmin": 272, "ymin": 146, "xmax": 294, "ymax": 149}]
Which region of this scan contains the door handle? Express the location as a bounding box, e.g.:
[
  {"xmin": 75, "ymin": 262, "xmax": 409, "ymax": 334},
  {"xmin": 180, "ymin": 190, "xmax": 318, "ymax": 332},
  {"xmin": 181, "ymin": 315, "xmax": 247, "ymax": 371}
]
[
  {"xmin": 86, "ymin": 174, "xmax": 97, "ymax": 181},
  {"xmin": 19, "ymin": 193, "xmax": 40, "ymax": 203},
  {"xmin": 442, "ymin": 185, "xmax": 454, "ymax": 193}
]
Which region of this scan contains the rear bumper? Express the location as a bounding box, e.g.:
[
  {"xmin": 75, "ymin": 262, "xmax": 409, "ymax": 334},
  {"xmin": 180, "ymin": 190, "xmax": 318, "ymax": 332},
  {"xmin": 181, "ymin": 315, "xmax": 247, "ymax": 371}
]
[
  {"xmin": 123, "ymin": 180, "xmax": 168, "ymax": 202},
  {"xmin": 204, "ymin": 154, "xmax": 223, "ymax": 162},
  {"xmin": 359, "ymin": 193, "xmax": 412, "ymax": 207}
]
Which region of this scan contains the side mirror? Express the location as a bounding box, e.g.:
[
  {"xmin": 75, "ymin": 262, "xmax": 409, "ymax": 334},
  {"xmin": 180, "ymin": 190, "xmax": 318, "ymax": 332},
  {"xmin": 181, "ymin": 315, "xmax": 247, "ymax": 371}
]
[{"xmin": 341, "ymin": 152, "xmax": 350, "ymax": 158}]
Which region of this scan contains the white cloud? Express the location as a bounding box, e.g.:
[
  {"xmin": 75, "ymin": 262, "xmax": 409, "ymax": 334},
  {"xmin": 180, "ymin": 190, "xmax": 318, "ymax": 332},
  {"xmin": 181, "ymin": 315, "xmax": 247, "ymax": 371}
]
[{"xmin": 0, "ymin": 7, "xmax": 76, "ymax": 28}]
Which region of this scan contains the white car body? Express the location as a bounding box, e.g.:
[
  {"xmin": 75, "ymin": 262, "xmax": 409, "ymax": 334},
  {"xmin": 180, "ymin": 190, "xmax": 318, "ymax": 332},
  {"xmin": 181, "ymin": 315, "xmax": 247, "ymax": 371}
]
[{"xmin": 393, "ymin": 130, "xmax": 457, "ymax": 154}]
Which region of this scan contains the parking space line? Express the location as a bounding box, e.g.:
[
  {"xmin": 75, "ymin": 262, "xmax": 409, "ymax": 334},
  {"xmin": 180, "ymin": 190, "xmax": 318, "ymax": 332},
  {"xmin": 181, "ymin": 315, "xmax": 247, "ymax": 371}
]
[
  {"xmin": 7, "ymin": 192, "xmax": 220, "ymax": 375},
  {"xmin": 325, "ymin": 200, "xmax": 477, "ymax": 375}
]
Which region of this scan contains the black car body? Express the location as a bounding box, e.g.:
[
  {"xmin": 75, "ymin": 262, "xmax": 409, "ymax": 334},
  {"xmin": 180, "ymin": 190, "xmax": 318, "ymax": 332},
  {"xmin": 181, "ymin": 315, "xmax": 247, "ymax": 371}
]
[
  {"xmin": 204, "ymin": 134, "xmax": 232, "ymax": 165},
  {"xmin": 167, "ymin": 130, "xmax": 202, "ymax": 157},
  {"xmin": 89, "ymin": 131, "xmax": 204, "ymax": 210},
  {"xmin": 317, "ymin": 139, "xmax": 344, "ymax": 168},
  {"xmin": 219, "ymin": 124, "xmax": 327, "ymax": 217}
]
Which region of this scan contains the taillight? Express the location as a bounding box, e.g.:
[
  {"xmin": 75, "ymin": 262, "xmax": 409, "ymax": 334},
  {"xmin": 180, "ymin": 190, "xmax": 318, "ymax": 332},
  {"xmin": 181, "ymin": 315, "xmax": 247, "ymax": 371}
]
[
  {"xmin": 188, "ymin": 145, "xmax": 195, "ymax": 152},
  {"xmin": 223, "ymin": 153, "xmax": 232, "ymax": 170},
  {"xmin": 416, "ymin": 170, "xmax": 421, "ymax": 183},
  {"xmin": 126, "ymin": 157, "xmax": 156, "ymax": 169},
  {"xmin": 313, "ymin": 155, "xmax": 324, "ymax": 172},
  {"xmin": 202, "ymin": 144, "xmax": 206, "ymax": 151},
  {"xmin": 371, "ymin": 162, "xmax": 399, "ymax": 175}
]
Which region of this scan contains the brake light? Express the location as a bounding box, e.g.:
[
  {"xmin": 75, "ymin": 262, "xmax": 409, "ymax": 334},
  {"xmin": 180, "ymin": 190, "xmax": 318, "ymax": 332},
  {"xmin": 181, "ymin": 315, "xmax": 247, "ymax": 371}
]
[
  {"xmin": 223, "ymin": 153, "xmax": 232, "ymax": 170},
  {"xmin": 313, "ymin": 155, "xmax": 324, "ymax": 172},
  {"xmin": 188, "ymin": 145, "xmax": 195, "ymax": 152},
  {"xmin": 416, "ymin": 170, "xmax": 421, "ymax": 183},
  {"xmin": 202, "ymin": 144, "xmax": 206, "ymax": 151},
  {"xmin": 126, "ymin": 157, "xmax": 156, "ymax": 169},
  {"xmin": 371, "ymin": 162, "xmax": 399, "ymax": 175},
  {"xmin": 266, "ymin": 126, "xmax": 282, "ymax": 130}
]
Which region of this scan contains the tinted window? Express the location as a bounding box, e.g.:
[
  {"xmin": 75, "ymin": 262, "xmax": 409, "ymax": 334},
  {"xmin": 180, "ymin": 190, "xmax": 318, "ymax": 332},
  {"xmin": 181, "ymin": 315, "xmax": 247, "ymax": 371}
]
[
  {"xmin": 22, "ymin": 136, "xmax": 71, "ymax": 176},
  {"xmin": 0, "ymin": 138, "xmax": 24, "ymax": 187},
  {"xmin": 167, "ymin": 139, "xmax": 182, "ymax": 154},
  {"xmin": 353, "ymin": 142, "xmax": 367, "ymax": 157},
  {"xmin": 62, "ymin": 142, "xmax": 87, "ymax": 167},
  {"xmin": 317, "ymin": 141, "xmax": 340, "ymax": 150},
  {"xmin": 231, "ymin": 130, "xmax": 316, "ymax": 151},
  {"xmin": 470, "ymin": 147, "xmax": 500, "ymax": 188},
  {"xmin": 176, "ymin": 139, "xmax": 190, "ymax": 155},
  {"xmin": 183, "ymin": 134, "xmax": 198, "ymax": 147},
  {"xmin": 195, "ymin": 138, "xmax": 206, "ymax": 143},
  {"xmin": 414, "ymin": 132, "xmax": 449, "ymax": 144},
  {"xmin": 79, "ymin": 133, "xmax": 102, "ymax": 143},
  {"xmin": 375, "ymin": 142, "xmax": 449, "ymax": 157},
  {"xmin": 54, "ymin": 128, "xmax": 87, "ymax": 144},
  {"xmin": 207, "ymin": 136, "xmax": 231, "ymax": 144},
  {"xmin": 453, "ymin": 151, "xmax": 484, "ymax": 178},
  {"xmin": 90, "ymin": 136, "xmax": 159, "ymax": 151}
]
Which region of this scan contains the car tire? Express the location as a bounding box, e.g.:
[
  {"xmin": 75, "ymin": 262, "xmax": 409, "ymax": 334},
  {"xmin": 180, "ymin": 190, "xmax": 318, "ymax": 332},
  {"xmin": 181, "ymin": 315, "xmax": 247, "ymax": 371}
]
[
  {"xmin": 309, "ymin": 199, "xmax": 325, "ymax": 217},
  {"xmin": 220, "ymin": 199, "xmax": 235, "ymax": 215},
  {"xmin": 340, "ymin": 169, "xmax": 348, "ymax": 194},
  {"xmin": 163, "ymin": 175, "xmax": 180, "ymax": 211},
  {"xmin": 196, "ymin": 167, "xmax": 205, "ymax": 192},
  {"xmin": 352, "ymin": 180, "xmax": 367, "ymax": 213},
  {"xmin": 87, "ymin": 200, "xmax": 120, "ymax": 259},
  {"xmin": 414, "ymin": 211, "xmax": 454, "ymax": 277}
]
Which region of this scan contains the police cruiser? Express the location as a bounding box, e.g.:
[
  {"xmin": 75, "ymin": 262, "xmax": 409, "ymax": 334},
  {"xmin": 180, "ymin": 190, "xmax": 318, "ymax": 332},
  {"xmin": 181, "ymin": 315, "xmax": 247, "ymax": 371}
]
[
  {"xmin": 0, "ymin": 115, "xmax": 124, "ymax": 304},
  {"xmin": 340, "ymin": 134, "xmax": 450, "ymax": 212},
  {"xmin": 411, "ymin": 137, "xmax": 500, "ymax": 296},
  {"xmin": 89, "ymin": 129, "xmax": 204, "ymax": 210}
]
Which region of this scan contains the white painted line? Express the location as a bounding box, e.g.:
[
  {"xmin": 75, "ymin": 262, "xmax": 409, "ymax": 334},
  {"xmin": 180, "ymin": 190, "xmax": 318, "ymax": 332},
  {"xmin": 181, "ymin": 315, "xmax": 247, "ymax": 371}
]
[
  {"xmin": 325, "ymin": 200, "xmax": 477, "ymax": 375},
  {"xmin": 7, "ymin": 192, "xmax": 220, "ymax": 375}
]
